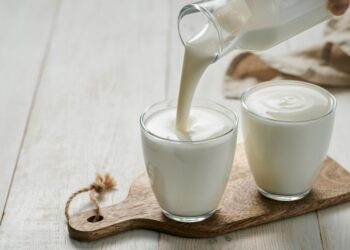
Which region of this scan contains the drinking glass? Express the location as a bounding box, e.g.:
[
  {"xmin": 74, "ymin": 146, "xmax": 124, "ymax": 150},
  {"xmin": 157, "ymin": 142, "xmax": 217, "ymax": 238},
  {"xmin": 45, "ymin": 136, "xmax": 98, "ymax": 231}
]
[{"xmin": 140, "ymin": 99, "xmax": 238, "ymax": 222}]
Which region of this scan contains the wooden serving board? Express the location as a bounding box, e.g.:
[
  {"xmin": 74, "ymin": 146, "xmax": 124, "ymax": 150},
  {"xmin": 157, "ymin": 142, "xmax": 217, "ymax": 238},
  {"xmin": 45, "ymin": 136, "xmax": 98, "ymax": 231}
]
[{"xmin": 68, "ymin": 145, "xmax": 350, "ymax": 241}]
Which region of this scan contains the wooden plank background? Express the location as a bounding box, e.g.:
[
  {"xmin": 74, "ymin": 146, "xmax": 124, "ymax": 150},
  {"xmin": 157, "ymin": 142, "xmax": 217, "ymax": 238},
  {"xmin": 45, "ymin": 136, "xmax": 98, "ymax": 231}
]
[
  {"xmin": 0, "ymin": 0, "xmax": 59, "ymax": 220},
  {"xmin": 0, "ymin": 0, "xmax": 349, "ymax": 249}
]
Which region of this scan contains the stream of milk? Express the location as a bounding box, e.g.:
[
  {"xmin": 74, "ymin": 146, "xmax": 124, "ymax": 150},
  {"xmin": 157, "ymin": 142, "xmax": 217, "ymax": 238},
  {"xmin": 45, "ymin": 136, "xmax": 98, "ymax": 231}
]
[
  {"xmin": 175, "ymin": 24, "xmax": 219, "ymax": 132},
  {"xmin": 175, "ymin": 0, "xmax": 330, "ymax": 132}
]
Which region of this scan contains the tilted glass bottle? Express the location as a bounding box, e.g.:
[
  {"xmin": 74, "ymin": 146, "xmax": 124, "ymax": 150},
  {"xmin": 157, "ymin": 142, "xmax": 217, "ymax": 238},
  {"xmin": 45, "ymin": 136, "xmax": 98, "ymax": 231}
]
[{"xmin": 178, "ymin": 0, "xmax": 333, "ymax": 62}]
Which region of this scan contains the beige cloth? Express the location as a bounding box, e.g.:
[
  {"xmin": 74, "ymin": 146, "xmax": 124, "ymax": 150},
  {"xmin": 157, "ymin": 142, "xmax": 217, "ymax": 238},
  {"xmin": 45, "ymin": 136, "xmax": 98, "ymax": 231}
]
[{"xmin": 224, "ymin": 11, "xmax": 350, "ymax": 99}]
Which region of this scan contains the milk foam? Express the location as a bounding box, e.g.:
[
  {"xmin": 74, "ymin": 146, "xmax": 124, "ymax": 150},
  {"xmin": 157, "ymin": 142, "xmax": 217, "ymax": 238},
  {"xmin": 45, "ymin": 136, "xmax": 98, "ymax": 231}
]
[
  {"xmin": 146, "ymin": 107, "xmax": 233, "ymax": 141},
  {"xmin": 244, "ymin": 82, "xmax": 334, "ymax": 122}
]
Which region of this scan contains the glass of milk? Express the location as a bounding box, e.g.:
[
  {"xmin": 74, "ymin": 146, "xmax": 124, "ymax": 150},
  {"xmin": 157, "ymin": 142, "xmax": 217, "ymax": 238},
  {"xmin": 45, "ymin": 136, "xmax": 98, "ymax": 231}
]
[
  {"xmin": 140, "ymin": 99, "xmax": 238, "ymax": 222},
  {"xmin": 241, "ymin": 80, "xmax": 336, "ymax": 201}
]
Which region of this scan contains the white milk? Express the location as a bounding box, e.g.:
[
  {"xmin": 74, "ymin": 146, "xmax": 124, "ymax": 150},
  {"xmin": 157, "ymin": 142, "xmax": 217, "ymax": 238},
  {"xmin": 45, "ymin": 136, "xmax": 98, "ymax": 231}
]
[
  {"xmin": 241, "ymin": 81, "xmax": 336, "ymax": 198},
  {"xmin": 175, "ymin": 24, "xmax": 218, "ymax": 132},
  {"xmin": 141, "ymin": 101, "xmax": 237, "ymax": 219},
  {"xmin": 245, "ymin": 83, "xmax": 333, "ymax": 121}
]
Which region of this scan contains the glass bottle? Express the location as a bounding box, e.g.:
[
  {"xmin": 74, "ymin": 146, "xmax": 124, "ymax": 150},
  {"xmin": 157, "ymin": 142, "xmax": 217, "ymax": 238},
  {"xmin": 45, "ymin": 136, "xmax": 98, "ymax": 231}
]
[{"xmin": 178, "ymin": 0, "xmax": 333, "ymax": 62}]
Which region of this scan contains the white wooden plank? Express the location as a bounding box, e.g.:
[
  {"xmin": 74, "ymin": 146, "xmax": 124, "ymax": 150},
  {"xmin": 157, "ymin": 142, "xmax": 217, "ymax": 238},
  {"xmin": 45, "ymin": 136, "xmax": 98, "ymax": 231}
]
[
  {"xmin": 0, "ymin": 0, "xmax": 59, "ymax": 220},
  {"xmin": 0, "ymin": 0, "xmax": 169, "ymax": 248},
  {"xmin": 159, "ymin": 213, "xmax": 322, "ymax": 250},
  {"xmin": 164, "ymin": 0, "xmax": 324, "ymax": 249},
  {"xmin": 318, "ymin": 203, "xmax": 350, "ymax": 250}
]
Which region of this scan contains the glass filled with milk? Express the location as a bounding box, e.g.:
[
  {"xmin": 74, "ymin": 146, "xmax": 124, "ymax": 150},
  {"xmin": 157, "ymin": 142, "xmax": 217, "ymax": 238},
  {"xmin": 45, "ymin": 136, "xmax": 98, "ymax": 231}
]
[
  {"xmin": 141, "ymin": 99, "xmax": 238, "ymax": 222},
  {"xmin": 241, "ymin": 80, "xmax": 336, "ymax": 201},
  {"xmin": 178, "ymin": 0, "xmax": 332, "ymax": 60}
]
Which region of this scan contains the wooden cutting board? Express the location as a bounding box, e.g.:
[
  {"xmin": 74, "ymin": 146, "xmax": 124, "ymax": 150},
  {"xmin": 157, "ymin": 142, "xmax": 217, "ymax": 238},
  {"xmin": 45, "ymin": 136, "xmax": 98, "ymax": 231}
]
[{"xmin": 67, "ymin": 144, "xmax": 350, "ymax": 241}]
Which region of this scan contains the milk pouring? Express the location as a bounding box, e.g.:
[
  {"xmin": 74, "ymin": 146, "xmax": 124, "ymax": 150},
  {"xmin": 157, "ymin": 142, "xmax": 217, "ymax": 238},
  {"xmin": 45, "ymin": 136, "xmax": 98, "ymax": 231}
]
[{"xmin": 141, "ymin": 0, "xmax": 340, "ymax": 223}]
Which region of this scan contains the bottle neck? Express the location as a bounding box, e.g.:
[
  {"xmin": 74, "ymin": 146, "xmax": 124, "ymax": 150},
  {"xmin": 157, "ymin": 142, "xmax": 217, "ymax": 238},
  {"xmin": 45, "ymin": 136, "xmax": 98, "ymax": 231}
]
[
  {"xmin": 178, "ymin": 0, "xmax": 251, "ymax": 61},
  {"xmin": 178, "ymin": 3, "xmax": 224, "ymax": 62}
]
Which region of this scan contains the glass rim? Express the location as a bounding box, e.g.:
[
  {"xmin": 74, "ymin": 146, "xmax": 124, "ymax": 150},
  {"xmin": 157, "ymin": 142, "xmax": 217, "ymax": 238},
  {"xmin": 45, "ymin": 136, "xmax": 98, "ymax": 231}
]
[
  {"xmin": 140, "ymin": 98, "xmax": 238, "ymax": 144},
  {"xmin": 241, "ymin": 80, "xmax": 337, "ymax": 124}
]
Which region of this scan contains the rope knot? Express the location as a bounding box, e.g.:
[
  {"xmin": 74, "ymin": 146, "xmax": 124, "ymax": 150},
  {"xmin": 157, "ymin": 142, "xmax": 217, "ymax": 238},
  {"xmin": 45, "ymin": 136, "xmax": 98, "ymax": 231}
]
[
  {"xmin": 65, "ymin": 173, "xmax": 116, "ymax": 223},
  {"xmin": 90, "ymin": 174, "xmax": 116, "ymax": 193}
]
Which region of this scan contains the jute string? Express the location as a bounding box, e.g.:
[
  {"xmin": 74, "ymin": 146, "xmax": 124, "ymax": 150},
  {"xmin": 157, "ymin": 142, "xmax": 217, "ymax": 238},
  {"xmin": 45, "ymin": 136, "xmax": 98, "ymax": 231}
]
[{"xmin": 65, "ymin": 173, "xmax": 116, "ymax": 223}]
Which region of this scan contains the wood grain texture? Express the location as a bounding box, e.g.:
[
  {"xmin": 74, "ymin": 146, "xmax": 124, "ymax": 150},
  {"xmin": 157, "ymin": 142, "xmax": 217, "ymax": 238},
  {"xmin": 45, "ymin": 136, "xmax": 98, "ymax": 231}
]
[
  {"xmin": 0, "ymin": 0, "xmax": 59, "ymax": 220},
  {"xmin": 158, "ymin": 213, "xmax": 322, "ymax": 250},
  {"xmin": 68, "ymin": 144, "xmax": 350, "ymax": 241},
  {"xmin": 0, "ymin": 0, "xmax": 169, "ymax": 249}
]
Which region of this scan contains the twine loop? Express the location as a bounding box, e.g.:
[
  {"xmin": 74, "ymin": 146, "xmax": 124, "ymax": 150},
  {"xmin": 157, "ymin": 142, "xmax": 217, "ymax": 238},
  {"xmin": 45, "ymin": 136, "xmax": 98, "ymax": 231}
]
[{"xmin": 65, "ymin": 173, "xmax": 116, "ymax": 223}]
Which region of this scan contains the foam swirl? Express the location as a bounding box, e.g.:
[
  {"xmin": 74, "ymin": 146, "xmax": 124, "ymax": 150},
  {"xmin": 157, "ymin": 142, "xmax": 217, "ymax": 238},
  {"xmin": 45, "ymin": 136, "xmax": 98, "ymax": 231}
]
[{"xmin": 244, "ymin": 82, "xmax": 334, "ymax": 122}]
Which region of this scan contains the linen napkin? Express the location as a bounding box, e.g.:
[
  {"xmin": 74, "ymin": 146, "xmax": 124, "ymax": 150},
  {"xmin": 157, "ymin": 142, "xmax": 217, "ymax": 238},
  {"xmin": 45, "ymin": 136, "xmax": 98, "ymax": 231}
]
[{"xmin": 223, "ymin": 10, "xmax": 350, "ymax": 99}]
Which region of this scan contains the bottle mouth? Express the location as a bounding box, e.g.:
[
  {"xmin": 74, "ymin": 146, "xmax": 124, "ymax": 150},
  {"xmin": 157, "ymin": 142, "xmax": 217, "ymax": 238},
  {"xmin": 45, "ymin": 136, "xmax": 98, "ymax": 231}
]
[{"xmin": 178, "ymin": 3, "xmax": 222, "ymax": 60}]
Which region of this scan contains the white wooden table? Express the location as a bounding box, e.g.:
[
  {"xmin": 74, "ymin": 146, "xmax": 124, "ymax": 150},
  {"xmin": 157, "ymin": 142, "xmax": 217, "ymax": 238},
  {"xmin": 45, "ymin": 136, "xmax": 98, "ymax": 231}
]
[{"xmin": 1, "ymin": 0, "xmax": 350, "ymax": 249}]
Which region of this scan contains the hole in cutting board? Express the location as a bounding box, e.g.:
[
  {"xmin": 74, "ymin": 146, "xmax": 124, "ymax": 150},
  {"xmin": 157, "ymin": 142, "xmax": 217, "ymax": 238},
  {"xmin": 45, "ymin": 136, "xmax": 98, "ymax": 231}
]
[{"xmin": 87, "ymin": 215, "xmax": 104, "ymax": 223}]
